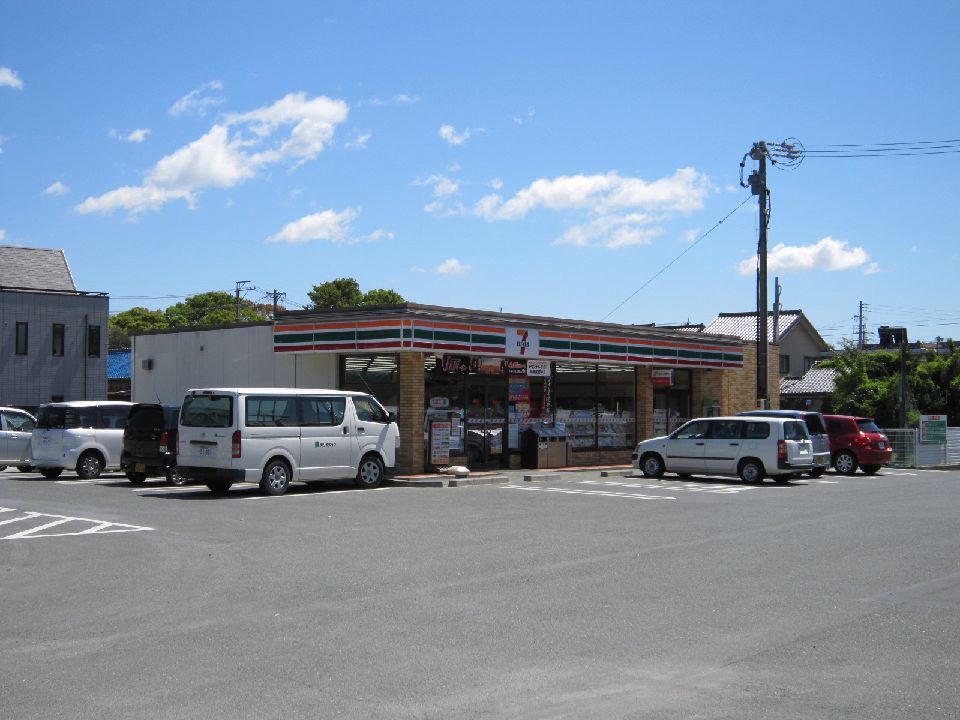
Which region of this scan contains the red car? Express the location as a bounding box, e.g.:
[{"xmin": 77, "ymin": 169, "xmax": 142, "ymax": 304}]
[{"xmin": 823, "ymin": 414, "xmax": 894, "ymax": 475}]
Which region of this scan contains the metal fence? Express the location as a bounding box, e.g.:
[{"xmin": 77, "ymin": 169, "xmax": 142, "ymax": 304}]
[{"xmin": 882, "ymin": 426, "xmax": 960, "ymax": 468}]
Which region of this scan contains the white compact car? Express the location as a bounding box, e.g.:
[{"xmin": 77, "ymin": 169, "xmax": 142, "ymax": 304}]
[
  {"xmin": 0, "ymin": 406, "xmax": 37, "ymax": 471},
  {"xmin": 30, "ymin": 401, "xmax": 134, "ymax": 479},
  {"xmin": 177, "ymin": 388, "xmax": 400, "ymax": 496},
  {"xmin": 632, "ymin": 415, "xmax": 814, "ymax": 483}
]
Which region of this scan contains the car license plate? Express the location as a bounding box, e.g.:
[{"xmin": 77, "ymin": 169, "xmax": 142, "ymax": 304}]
[
  {"xmin": 135, "ymin": 463, "xmax": 146, "ymax": 472},
  {"xmin": 878, "ymin": 442, "xmax": 886, "ymax": 449},
  {"xmin": 815, "ymin": 456, "xmax": 826, "ymax": 466},
  {"xmin": 198, "ymin": 446, "xmax": 210, "ymax": 456}
]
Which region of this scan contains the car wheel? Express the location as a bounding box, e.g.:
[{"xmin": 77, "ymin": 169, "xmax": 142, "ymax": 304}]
[
  {"xmin": 126, "ymin": 472, "xmax": 148, "ymax": 484},
  {"xmin": 205, "ymin": 480, "xmax": 232, "ymax": 494},
  {"xmin": 39, "ymin": 467, "xmax": 63, "ymax": 479},
  {"xmin": 738, "ymin": 459, "xmax": 765, "ymax": 483},
  {"xmin": 639, "ymin": 453, "xmax": 665, "ymax": 479},
  {"xmin": 808, "ymin": 467, "xmax": 826, "ymax": 478},
  {"xmin": 834, "ymin": 450, "xmax": 858, "ymax": 475},
  {"xmin": 16, "ymin": 465, "xmax": 35, "ymax": 473},
  {"xmin": 166, "ymin": 465, "xmax": 187, "ymax": 486},
  {"xmin": 77, "ymin": 452, "xmax": 104, "ymax": 480},
  {"xmin": 355, "ymin": 454, "xmax": 384, "ymax": 488},
  {"xmin": 860, "ymin": 464, "xmax": 881, "ymax": 475},
  {"xmin": 260, "ymin": 459, "xmax": 291, "ymax": 496}
]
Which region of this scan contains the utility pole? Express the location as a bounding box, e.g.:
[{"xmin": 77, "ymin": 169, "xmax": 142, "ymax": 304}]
[
  {"xmin": 235, "ymin": 280, "xmax": 253, "ymax": 322},
  {"xmin": 265, "ymin": 289, "xmax": 287, "ymax": 318},
  {"xmin": 740, "ymin": 138, "xmax": 802, "ymax": 409},
  {"xmin": 858, "ymin": 301, "xmax": 865, "ymax": 348},
  {"xmin": 744, "ymin": 141, "xmax": 770, "ymax": 408},
  {"xmin": 772, "ymin": 277, "xmax": 782, "ymax": 344}
]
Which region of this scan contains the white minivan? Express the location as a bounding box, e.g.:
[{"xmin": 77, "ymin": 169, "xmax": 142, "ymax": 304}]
[
  {"xmin": 30, "ymin": 401, "xmax": 134, "ymax": 479},
  {"xmin": 632, "ymin": 415, "xmax": 814, "ymax": 483},
  {"xmin": 177, "ymin": 388, "xmax": 400, "ymax": 495}
]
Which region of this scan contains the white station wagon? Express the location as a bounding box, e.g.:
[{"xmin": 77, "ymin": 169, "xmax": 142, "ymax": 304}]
[{"xmin": 632, "ymin": 416, "xmax": 814, "ymax": 483}]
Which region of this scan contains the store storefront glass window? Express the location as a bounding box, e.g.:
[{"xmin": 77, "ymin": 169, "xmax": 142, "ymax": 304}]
[
  {"xmin": 555, "ymin": 362, "xmax": 597, "ymax": 449},
  {"xmin": 652, "ymin": 369, "xmax": 692, "ymax": 436},
  {"xmin": 339, "ymin": 354, "xmax": 400, "ymax": 413},
  {"xmin": 597, "ymin": 364, "xmax": 636, "ymax": 448},
  {"xmin": 424, "ymin": 354, "xmax": 469, "ymax": 467}
]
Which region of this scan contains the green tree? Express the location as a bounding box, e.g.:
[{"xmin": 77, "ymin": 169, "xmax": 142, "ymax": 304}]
[
  {"xmin": 362, "ymin": 288, "xmax": 406, "ymax": 305},
  {"xmin": 825, "ymin": 341, "xmax": 960, "ymax": 427},
  {"xmin": 164, "ymin": 291, "xmax": 268, "ymax": 328},
  {"xmin": 307, "ymin": 278, "xmax": 405, "ymax": 309},
  {"xmin": 108, "ymin": 306, "xmax": 169, "ymax": 348}
]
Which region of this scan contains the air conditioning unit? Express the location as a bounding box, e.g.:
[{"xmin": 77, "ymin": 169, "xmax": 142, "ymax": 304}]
[{"xmin": 141, "ymin": 358, "xmax": 154, "ymax": 371}]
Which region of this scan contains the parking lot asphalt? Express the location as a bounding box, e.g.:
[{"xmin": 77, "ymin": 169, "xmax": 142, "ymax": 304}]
[{"xmin": 2, "ymin": 465, "xmax": 959, "ymax": 719}]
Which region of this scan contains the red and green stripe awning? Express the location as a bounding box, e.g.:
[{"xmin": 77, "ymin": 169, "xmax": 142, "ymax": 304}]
[{"xmin": 274, "ymin": 320, "xmax": 743, "ymax": 368}]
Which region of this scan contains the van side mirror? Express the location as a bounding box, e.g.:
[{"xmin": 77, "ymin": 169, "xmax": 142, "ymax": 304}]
[{"xmin": 388, "ymin": 411, "xmax": 397, "ymax": 423}]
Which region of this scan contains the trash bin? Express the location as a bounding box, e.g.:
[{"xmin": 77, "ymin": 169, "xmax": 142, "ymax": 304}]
[{"xmin": 521, "ymin": 427, "xmax": 567, "ymax": 469}]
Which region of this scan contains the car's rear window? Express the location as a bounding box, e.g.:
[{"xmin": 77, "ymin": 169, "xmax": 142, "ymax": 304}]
[
  {"xmin": 128, "ymin": 405, "xmax": 164, "ymax": 433},
  {"xmin": 181, "ymin": 395, "xmax": 234, "ymax": 428},
  {"xmin": 857, "ymin": 419, "xmax": 882, "ymax": 433},
  {"xmin": 784, "ymin": 421, "xmax": 809, "ymax": 441},
  {"xmin": 802, "ymin": 413, "xmax": 826, "ymax": 434}
]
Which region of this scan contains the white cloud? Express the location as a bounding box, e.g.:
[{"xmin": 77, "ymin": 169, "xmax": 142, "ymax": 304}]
[
  {"xmin": 345, "ymin": 130, "xmax": 372, "ymax": 149},
  {"xmin": 169, "ymin": 80, "xmax": 225, "ymax": 117},
  {"xmin": 490, "ymin": 177, "xmax": 503, "ymax": 190},
  {"xmin": 43, "ymin": 181, "xmax": 70, "ymax": 196},
  {"xmin": 77, "ymin": 92, "xmax": 349, "ymax": 216},
  {"xmin": 147, "ymin": 124, "xmax": 254, "ymax": 190},
  {"xmin": 474, "ymin": 169, "xmax": 710, "ymax": 221},
  {"xmin": 554, "ymin": 213, "xmax": 662, "ymax": 249},
  {"xmin": 125, "ymin": 128, "xmax": 150, "ymax": 143},
  {"xmin": 0, "ymin": 67, "xmax": 23, "ymax": 89},
  {"xmin": 471, "ymin": 168, "xmax": 711, "ymax": 250},
  {"xmin": 74, "ymin": 186, "xmax": 194, "ymax": 216},
  {"xmin": 415, "ymin": 173, "xmax": 464, "ymax": 215},
  {"xmin": 737, "ymin": 236, "xmax": 873, "ymax": 276},
  {"xmin": 0, "ymin": 229, "xmax": 6, "ymax": 241},
  {"xmin": 364, "ymin": 93, "xmax": 421, "ymax": 107},
  {"xmin": 265, "ymin": 208, "xmax": 391, "ymax": 245},
  {"xmin": 437, "ymin": 258, "xmax": 471, "ymax": 274},
  {"xmin": 439, "ymin": 124, "xmax": 479, "ymax": 146}
]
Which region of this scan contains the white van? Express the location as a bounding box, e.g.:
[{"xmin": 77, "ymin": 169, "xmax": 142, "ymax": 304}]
[
  {"xmin": 0, "ymin": 406, "xmax": 37, "ymax": 471},
  {"xmin": 632, "ymin": 415, "xmax": 814, "ymax": 483},
  {"xmin": 30, "ymin": 401, "xmax": 134, "ymax": 479},
  {"xmin": 177, "ymin": 388, "xmax": 400, "ymax": 495}
]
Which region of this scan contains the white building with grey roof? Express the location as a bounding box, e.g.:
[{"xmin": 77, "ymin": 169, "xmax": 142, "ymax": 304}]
[{"xmin": 0, "ymin": 245, "xmax": 108, "ymax": 410}]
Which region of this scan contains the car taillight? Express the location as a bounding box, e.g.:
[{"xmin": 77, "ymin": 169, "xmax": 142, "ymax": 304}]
[
  {"xmin": 777, "ymin": 439, "xmax": 787, "ymax": 462},
  {"xmin": 232, "ymin": 430, "xmax": 242, "ymax": 458},
  {"xmin": 159, "ymin": 431, "xmax": 169, "ymax": 454}
]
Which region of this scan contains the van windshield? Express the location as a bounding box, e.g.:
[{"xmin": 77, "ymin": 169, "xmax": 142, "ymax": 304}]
[{"xmin": 181, "ymin": 395, "xmax": 233, "ymax": 428}]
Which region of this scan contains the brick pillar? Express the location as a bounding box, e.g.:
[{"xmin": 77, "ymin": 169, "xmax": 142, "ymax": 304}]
[
  {"xmin": 636, "ymin": 366, "xmax": 653, "ymax": 441},
  {"xmin": 398, "ymin": 352, "xmax": 425, "ymax": 474}
]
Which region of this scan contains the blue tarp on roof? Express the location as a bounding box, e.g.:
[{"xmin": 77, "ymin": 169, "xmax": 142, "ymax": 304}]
[{"xmin": 108, "ymin": 349, "xmax": 131, "ymax": 380}]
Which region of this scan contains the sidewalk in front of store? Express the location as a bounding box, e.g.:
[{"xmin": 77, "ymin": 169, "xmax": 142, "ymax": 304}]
[{"xmin": 392, "ymin": 463, "xmax": 635, "ymax": 488}]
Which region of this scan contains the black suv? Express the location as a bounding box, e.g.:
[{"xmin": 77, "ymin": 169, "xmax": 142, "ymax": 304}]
[{"xmin": 120, "ymin": 403, "xmax": 184, "ymax": 485}]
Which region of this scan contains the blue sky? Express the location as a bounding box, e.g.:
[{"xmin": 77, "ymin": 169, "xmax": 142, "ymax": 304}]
[{"xmin": 2, "ymin": 0, "xmax": 958, "ymax": 346}]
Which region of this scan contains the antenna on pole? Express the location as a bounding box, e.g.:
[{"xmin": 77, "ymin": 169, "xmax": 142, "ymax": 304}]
[{"xmin": 235, "ymin": 280, "xmax": 254, "ymax": 322}]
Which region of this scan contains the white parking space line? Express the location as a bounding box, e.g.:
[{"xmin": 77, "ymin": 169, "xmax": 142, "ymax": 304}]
[
  {"xmin": 579, "ymin": 479, "xmax": 756, "ymax": 495},
  {"xmin": 501, "ymin": 484, "xmax": 675, "ymax": 501},
  {"xmin": 241, "ymin": 487, "xmax": 395, "ymax": 500},
  {"xmin": 0, "ymin": 508, "xmax": 154, "ymax": 540}
]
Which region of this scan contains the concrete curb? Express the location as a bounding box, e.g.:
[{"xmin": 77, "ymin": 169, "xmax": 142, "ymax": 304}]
[
  {"xmin": 392, "ymin": 473, "xmax": 510, "ymax": 488},
  {"xmin": 600, "ymin": 469, "xmax": 635, "ymax": 478},
  {"xmin": 523, "ymin": 473, "xmax": 562, "ymax": 482}
]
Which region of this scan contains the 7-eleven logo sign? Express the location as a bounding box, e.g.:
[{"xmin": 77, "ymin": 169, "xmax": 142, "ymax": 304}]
[{"xmin": 506, "ymin": 327, "xmax": 539, "ymax": 358}]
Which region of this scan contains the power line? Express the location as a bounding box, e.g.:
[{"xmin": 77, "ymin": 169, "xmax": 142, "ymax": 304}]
[{"xmin": 601, "ymin": 195, "xmax": 753, "ymax": 322}]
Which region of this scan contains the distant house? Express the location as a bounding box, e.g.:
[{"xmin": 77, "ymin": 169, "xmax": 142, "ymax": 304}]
[
  {"xmin": 107, "ymin": 349, "xmax": 131, "ymax": 401},
  {"xmin": 697, "ymin": 310, "xmax": 832, "ymax": 378},
  {"xmin": 0, "ymin": 245, "xmax": 109, "ymax": 411},
  {"xmin": 780, "ymin": 363, "xmax": 837, "ymax": 412}
]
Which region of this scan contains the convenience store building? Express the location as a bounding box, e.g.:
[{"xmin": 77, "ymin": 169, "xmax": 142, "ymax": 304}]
[{"xmin": 133, "ymin": 303, "xmax": 778, "ymax": 474}]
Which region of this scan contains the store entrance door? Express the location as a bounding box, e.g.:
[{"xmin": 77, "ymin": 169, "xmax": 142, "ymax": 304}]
[{"xmin": 465, "ymin": 378, "xmax": 508, "ymax": 469}]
